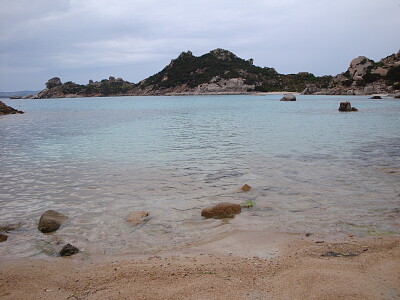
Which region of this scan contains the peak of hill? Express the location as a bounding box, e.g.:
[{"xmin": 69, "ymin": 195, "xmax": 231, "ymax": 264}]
[{"xmin": 32, "ymin": 48, "xmax": 400, "ymax": 98}]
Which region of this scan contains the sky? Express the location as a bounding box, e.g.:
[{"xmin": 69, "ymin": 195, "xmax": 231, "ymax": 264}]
[{"xmin": 0, "ymin": 0, "xmax": 399, "ymax": 91}]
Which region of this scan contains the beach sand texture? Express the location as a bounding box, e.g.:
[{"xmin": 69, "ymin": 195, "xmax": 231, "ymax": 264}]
[{"xmin": 1, "ymin": 231, "xmax": 399, "ymax": 300}]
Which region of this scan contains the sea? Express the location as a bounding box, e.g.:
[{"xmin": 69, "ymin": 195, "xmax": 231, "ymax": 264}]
[{"xmin": 0, "ymin": 95, "xmax": 399, "ymax": 259}]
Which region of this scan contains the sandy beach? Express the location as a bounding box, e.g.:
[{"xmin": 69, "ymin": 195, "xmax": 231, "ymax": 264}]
[{"xmin": 1, "ymin": 231, "xmax": 399, "ymax": 300}]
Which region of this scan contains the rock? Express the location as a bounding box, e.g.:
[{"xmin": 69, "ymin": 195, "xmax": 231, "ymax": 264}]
[
  {"xmin": 201, "ymin": 203, "xmax": 241, "ymax": 219},
  {"xmin": 38, "ymin": 210, "xmax": 68, "ymax": 233},
  {"xmin": 393, "ymin": 93, "xmax": 400, "ymax": 99},
  {"xmin": 240, "ymin": 184, "xmax": 252, "ymax": 192},
  {"xmin": 0, "ymin": 101, "xmax": 24, "ymax": 116},
  {"xmin": 370, "ymin": 96, "xmax": 382, "ymax": 99},
  {"xmin": 0, "ymin": 234, "xmax": 8, "ymax": 242},
  {"xmin": 302, "ymin": 84, "xmax": 318, "ymax": 95},
  {"xmin": 45, "ymin": 77, "xmax": 62, "ymax": 89},
  {"xmin": 338, "ymin": 101, "xmax": 358, "ymax": 112},
  {"xmin": 60, "ymin": 244, "xmax": 79, "ymax": 257},
  {"xmin": 127, "ymin": 211, "xmax": 149, "ymax": 225},
  {"xmin": 0, "ymin": 223, "xmax": 21, "ymax": 232},
  {"xmin": 280, "ymin": 93, "xmax": 296, "ymax": 101},
  {"xmin": 348, "ymin": 56, "xmax": 373, "ymax": 79}
]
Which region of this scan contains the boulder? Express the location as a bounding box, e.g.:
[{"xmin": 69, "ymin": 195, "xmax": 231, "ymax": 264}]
[
  {"xmin": 0, "ymin": 234, "xmax": 8, "ymax": 242},
  {"xmin": 0, "ymin": 101, "xmax": 24, "ymax": 116},
  {"xmin": 302, "ymin": 84, "xmax": 318, "ymax": 95},
  {"xmin": 370, "ymin": 96, "xmax": 382, "ymax": 99},
  {"xmin": 338, "ymin": 102, "xmax": 358, "ymax": 112},
  {"xmin": 201, "ymin": 202, "xmax": 241, "ymax": 219},
  {"xmin": 280, "ymin": 93, "xmax": 296, "ymax": 101},
  {"xmin": 240, "ymin": 184, "xmax": 252, "ymax": 192},
  {"xmin": 38, "ymin": 210, "xmax": 68, "ymax": 233},
  {"xmin": 348, "ymin": 56, "xmax": 373, "ymax": 79},
  {"xmin": 127, "ymin": 211, "xmax": 149, "ymax": 225},
  {"xmin": 60, "ymin": 244, "xmax": 79, "ymax": 257}
]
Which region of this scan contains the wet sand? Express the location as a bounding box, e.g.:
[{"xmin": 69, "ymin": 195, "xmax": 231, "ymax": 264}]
[{"xmin": 1, "ymin": 231, "xmax": 399, "ymax": 300}]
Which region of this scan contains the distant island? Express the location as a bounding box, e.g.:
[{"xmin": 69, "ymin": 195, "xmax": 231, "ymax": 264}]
[{"xmin": 20, "ymin": 48, "xmax": 400, "ymax": 99}]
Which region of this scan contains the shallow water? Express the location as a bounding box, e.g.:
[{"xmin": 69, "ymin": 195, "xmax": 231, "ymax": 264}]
[{"xmin": 0, "ymin": 95, "xmax": 399, "ymax": 258}]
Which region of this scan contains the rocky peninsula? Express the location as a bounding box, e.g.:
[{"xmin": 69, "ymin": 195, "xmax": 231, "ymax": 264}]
[
  {"xmin": 29, "ymin": 49, "xmax": 400, "ymax": 99},
  {"xmin": 0, "ymin": 101, "xmax": 24, "ymax": 115}
]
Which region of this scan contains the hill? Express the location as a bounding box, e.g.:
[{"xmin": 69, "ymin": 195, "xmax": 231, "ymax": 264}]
[{"xmin": 32, "ymin": 48, "xmax": 400, "ymax": 98}]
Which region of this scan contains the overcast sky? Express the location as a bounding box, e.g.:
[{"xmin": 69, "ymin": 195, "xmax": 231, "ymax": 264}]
[{"xmin": 0, "ymin": 0, "xmax": 399, "ymax": 91}]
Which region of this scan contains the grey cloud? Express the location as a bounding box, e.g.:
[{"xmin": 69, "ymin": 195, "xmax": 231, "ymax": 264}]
[{"xmin": 0, "ymin": 0, "xmax": 399, "ymax": 90}]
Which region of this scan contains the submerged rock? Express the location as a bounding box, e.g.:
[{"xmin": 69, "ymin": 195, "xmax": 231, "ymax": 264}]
[
  {"xmin": 0, "ymin": 101, "xmax": 24, "ymax": 115},
  {"xmin": 280, "ymin": 93, "xmax": 296, "ymax": 101},
  {"xmin": 338, "ymin": 101, "xmax": 358, "ymax": 112},
  {"xmin": 0, "ymin": 223, "xmax": 21, "ymax": 232},
  {"xmin": 0, "ymin": 234, "xmax": 8, "ymax": 242},
  {"xmin": 38, "ymin": 210, "xmax": 68, "ymax": 233},
  {"xmin": 240, "ymin": 184, "xmax": 252, "ymax": 192},
  {"xmin": 127, "ymin": 211, "xmax": 149, "ymax": 225},
  {"xmin": 201, "ymin": 203, "xmax": 241, "ymax": 219},
  {"xmin": 60, "ymin": 244, "xmax": 79, "ymax": 257}
]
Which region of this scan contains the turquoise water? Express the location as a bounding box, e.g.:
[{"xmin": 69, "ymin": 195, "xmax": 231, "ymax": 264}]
[{"xmin": 0, "ymin": 95, "xmax": 399, "ymax": 258}]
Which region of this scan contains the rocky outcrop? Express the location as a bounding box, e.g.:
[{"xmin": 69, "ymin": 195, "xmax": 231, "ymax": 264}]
[
  {"xmin": 348, "ymin": 56, "xmax": 373, "ymax": 80},
  {"xmin": 194, "ymin": 77, "xmax": 254, "ymax": 94},
  {"xmin": 127, "ymin": 211, "xmax": 149, "ymax": 225},
  {"xmin": 60, "ymin": 244, "xmax": 79, "ymax": 256},
  {"xmin": 38, "ymin": 210, "xmax": 68, "ymax": 233},
  {"xmin": 201, "ymin": 203, "xmax": 241, "ymax": 219},
  {"xmin": 0, "ymin": 101, "xmax": 24, "ymax": 115},
  {"xmin": 302, "ymin": 50, "xmax": 400, "ymax": 96},
  {"xmin": 280, "ymin": 93, "xmax": 296, "ymax": 101},
  {"xmin": 338, "ymin": 102, "xmax": 358, "ymax": 112}
]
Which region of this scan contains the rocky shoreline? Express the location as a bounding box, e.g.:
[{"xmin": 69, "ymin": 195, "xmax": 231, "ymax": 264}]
[
  {"xmin": 17, "ymin": 49, "xmax": 399, "ymax": 99},
  {"xmin": 0, "ymin": 101, "xmax": 24, "ymax": 115}
]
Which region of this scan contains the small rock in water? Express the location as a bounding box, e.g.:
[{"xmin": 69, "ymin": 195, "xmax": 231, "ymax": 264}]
[
  {"xmin": 0, "ymin": 234, "xmax": 8, "ymax": 242},
  {"xmin": 240, "ymin": 184, "xmax": 252, "ymax": 192},
  {"xmin": 338, "ymin": 101, "xmax": 358, "ymax": 112},
  {"xmin": 0, "ymin": 223, "xmax": 21, "ymax": 232},
  {"xmin": 127, "ymin": 211, "xmax": 149, "ymax": 225},
  {"xmin": 201, "ymin": 203, "xmax": 241, "ymax": 219},
  {"xmin": 60, "ymin": 244, "xmax": 79, "ymax": 257},
  {"xmin": 370, "ymin": 96, "xmax": 382, "ymax": 99},
  {"xmin": 280, "ymin": 93, "xmax": 296, "ymax": 101},
  {"xmin": 38, "ymin": 210, "xmax": 68, "ymax": 233}
]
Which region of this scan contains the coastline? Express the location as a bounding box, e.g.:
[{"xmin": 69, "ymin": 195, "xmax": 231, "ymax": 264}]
[{"xmin": 1, "ymin": 230, "xmax": 399, "ymax": 299}]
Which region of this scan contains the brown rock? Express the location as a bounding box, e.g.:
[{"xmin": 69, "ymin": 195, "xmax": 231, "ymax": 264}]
[
  {"xmin": 0, "ymin": 234, "xmax": 8, "ymax": 242},
  {"xmin": 60, "ymin": 244, "xmax": 79, "ymax": 257},
  {"xmin": 127, "ymin": 211, "xmax": 149, "ymax": 225},
  {"xmin": 201, "ymin": 203, "xmax": 241, "ymax": 219},
  {"xmin": 0, "ymin": 223, "xmax": 21, "ymax": 232},
  {"xmin": 0, "ymin": 101, "xmax": 24, "ymax": 116},
  {"xmin": 38, "ymin": 210, "xmax": 68, "ymax": 233},
  {"xmin": 240, "ymin": 184, "xmax": 252, "ymax": 192},
  {"xmin": 338, "ymin": 101, "xmax": 358, "ymax": 112}
]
